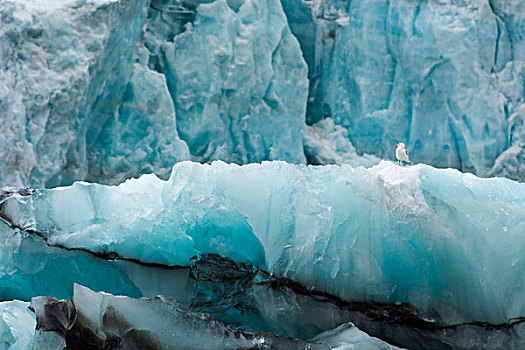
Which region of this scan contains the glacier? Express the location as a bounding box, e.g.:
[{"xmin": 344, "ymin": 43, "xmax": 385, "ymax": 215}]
[
  {"xmin": 1, "ymin": 0, "xmax": 525, "ymax": 348},
  {"xmin": 0, "ymin": 0, "xmax": 161, "ymax": 188},
  {"xmin": 283, "ymin": 0, "xmax": 525, "ymax": 181},
  {"xmin": 142, "ymin": 0, "xmax": 308, "ymax": 165},
  {"xmin": 2, "ymin": 0, "xmax": 525, "ymax": 188},
  {"xmin": 0, "ymin": 0, "xmax": 308, "ymax": 188},
  {"xmin": 2, "ymin": 161, "xmax": 525, "ymax": 332}
]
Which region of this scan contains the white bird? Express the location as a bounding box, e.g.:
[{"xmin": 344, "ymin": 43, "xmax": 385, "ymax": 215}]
[{"xmin": 395, "ymin": 143, "xmax": 409, "ymax": 166}]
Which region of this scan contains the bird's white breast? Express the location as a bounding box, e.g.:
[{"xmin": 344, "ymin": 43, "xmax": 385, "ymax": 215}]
[{"xmin": 396, "ymin": 147, "xmax": 409, "ymax": 161}]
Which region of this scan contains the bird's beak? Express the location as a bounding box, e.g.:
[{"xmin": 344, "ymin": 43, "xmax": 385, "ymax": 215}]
[{"xmin": 394, "ymin": 145, "xmax": 398, "ymax": 148}]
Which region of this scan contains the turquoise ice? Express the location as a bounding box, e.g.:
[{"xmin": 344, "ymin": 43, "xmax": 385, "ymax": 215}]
[
  {"xmin": 0, "ymin": 301, "xmax": 34, "ymax": 350},
  {"xmin": 283, "ymin": 0, "xmax": 525, "ymax": 180},
  {"xmin": 5, "ymin": 161, "xmax": 525, "ymax": 325},
  {"xmin": 0, "ymin": 0, "xmax": 307, "ymax": 188},
  {"xmin": 2, "ymin": 0, "xmax": 524, "ymax": 188}
]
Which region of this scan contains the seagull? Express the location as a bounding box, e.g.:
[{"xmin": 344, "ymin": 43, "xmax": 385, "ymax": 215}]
[{"xmin": 395, "ymin": 143, "xmax": 409, "ymax": 166}]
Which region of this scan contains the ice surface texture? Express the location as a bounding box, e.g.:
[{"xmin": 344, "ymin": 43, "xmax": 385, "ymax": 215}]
[
  {"xmin": 0, "ymin": 0, "xmax": 175, "ymax": 188},
  {"xmin": 303, "ymin": 118, "xmax": 381, "ymax": 167},
  {"xmin": 0, "ymin": 0, "xmax": 307, "ymax": 188},
  {"xmin": 4, "ymin": 161, "xmax": 525, "ymax": 327},
  {"xmin": 0, "ymin": 300, "xmax": 35, "ymax": 350},
  {"xmin": 0, "ymin": 0, "xmax": 308, "ymax": 186},
  {"xmin": 2, "ymin": 0, "xmax": 525, "ymax": 188},
  {"xmin": 283, "ymin": 0, "xmax": 525, "ymax": 181},
  {"xmin": 27, "ymin": 283, "xmax": 401, "ymax": 349},
  {"xmin": 1, "ymin": 220, "xmax": 521, "ymax": 348},
  {"xmin": 142, "ymin": 0, "xmax": 308, "ymax": 165}
]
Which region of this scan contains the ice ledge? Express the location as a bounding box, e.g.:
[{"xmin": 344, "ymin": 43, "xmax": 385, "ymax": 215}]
[{"xmin": 3, "ymin": 160, "xmax": 525, "ymax": 325}]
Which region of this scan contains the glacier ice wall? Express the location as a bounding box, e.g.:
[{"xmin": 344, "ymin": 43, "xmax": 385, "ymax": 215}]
[
  {"xmin": 0, "ymin": 0, "xmax": 308, "ymax": 188},
  {"xmin": 0, "ymin": 0, "xmax": 165, "ymax": 188},
  {"xmin": 283, "ymin": 0, "xmax": 525, "ymax": 181},
  {"xmin": 88, "ymin": 62, "xmax": 190, "ymax": 184},
  {"xmin": 303, "ymin": 118, "xmax": 381, "ymax": 167},
  {"xmin": 2, "ymin": 0, "xmax": 523, "ymax": 187},
  {"xmin": 141, "ymin": 0, "xmax": 308, "ymax": 165},
  {"xmin": 4, "ymin": 161, "xmax": 525, "ymax": 326},
  {"xmin": 1, "ymin": 0, "xmax": 524, "ymax": 188}
]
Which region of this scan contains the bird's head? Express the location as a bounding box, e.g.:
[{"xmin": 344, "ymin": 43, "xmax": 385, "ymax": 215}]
[{"xmin": 395, "ymin": 143, "xmax": 405, "ymax": 149}]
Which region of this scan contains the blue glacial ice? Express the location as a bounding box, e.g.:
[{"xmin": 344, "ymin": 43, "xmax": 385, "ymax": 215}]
[
  {"xmin": 0, "ymin": 0, "xmax": 308, "ymax": 188},
  {"xmin": 0, "ymin": 251, "xmax": 522, "ymax": 349},
  {"xmin": 4, "ymin": 160, "xmax": 525, "ymax": 327},
  {"xmin": 0, "ymin": 300, "xmax": 35, "ymax": 350},
  {"xmin": 0, "ymin": 220, "xmax": 413, "ymax": 347},
  {"xmin": 0, "ymin": 188, "xmax": 195, "ymax": 301},
  {"xmin": 0, "ymin": 282, "xmax": 405, "ymax": 349},
  {"xmin": 283, "ymin": 0, "xmax": 525, "ymax": 181},
  {"xmin": 143, "ymin": 0, "xmax": 309, "ymax": 165},
  {"xmin": 89, "ymin": 63, "xmax": 191, "ymax": 184},
  {"xmin": 2, "ymin": 0, "xmax": 524, "ymax": 189},
  {"xmin": 27, "ymin": 283, "xmax": 402, "ymax": 350},
  {"xmin": 3, "ymin": 207, "xmax": 508, "ymax": 349},
  {"xmin": 0, "ymin": 219, "xmax": 147, "ymax": 301},
  {"xmin": 303, "ymin": 118, "xmax": 381, "ymax": 167},
  {"xmin": 0, "ymin": 0, "xmax": 157, "ymax": 187}
]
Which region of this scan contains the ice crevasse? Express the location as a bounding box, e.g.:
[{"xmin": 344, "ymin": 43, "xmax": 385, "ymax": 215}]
[
  {"xmin": 0, "ymin": 283, "xmax": 402, "ymax": 349},
  {"xmin": 4, "ymin": 160, "xmax": 525, "ymax": 327}
]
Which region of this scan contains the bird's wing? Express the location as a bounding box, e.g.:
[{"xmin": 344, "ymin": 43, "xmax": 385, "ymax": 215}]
[{"xmin": 405, "ymin": 149, "xmax": 409, "ymax": 156}]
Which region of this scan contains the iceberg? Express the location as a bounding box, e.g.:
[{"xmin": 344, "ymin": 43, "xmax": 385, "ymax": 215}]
[
  {"xmin": 28, "ymin": 283, "xmax": 402, "ymax": 349},
  {"xmin": 3, "ymin": 161, "xmax": 525, "ymax": 329},
  {"xmin": 283, "ymin": 0, "xmax": 525, "ymax": 181},
  {"xmin": 0, "ymin": 243, "xmax": 522, "ymax": 349}
]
